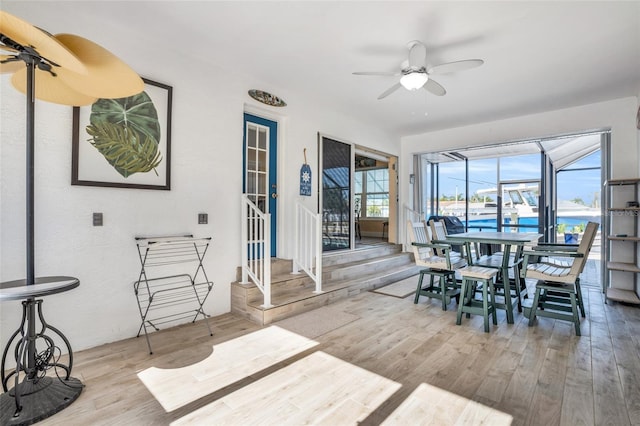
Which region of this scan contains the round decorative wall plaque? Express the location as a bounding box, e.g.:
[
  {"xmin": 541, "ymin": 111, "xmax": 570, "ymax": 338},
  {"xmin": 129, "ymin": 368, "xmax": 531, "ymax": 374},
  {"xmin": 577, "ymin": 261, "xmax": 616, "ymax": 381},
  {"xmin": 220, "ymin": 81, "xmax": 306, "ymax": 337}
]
[{"xmin": 248, "ymin": 89, "xmax": 287, "ymax": 107}]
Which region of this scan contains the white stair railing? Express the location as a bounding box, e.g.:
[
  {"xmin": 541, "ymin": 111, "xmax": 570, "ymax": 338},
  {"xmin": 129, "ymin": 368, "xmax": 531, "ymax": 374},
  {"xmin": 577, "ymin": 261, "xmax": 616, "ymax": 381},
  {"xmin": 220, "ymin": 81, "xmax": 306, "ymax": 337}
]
[
  {"xmin": 403, "ymin": 204, "xmax": 423, "ymax": 252},
  {"xmin": 293, "ymin": 202, "xmax": 323, "ymax": 294},
  {"xmin": 241, "ymin": 195, "xmax": 272, "ymax": 308}
]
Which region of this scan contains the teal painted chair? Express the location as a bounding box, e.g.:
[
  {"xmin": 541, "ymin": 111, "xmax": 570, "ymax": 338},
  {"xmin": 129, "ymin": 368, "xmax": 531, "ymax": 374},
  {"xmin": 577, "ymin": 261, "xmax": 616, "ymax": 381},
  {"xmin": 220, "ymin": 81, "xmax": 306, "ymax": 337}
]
[
  {"xmin": 407, "ymin": 220, "xmax": 466, "ymax": 310},
  {"xmin": 521, "ymin": 221, "xmax": 599, "ymax": 335},
  {"xmin": 456, "ymin": 266, "xmax": 499, "ymax": 332}
]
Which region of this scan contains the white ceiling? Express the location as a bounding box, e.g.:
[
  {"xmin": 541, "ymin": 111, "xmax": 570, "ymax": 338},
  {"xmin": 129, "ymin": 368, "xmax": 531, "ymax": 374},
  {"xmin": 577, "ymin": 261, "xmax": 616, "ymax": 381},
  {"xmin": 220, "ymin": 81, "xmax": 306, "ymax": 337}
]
[{"xmin": 4, "ymin": 1, "xmax": 640, "ymax": 139}]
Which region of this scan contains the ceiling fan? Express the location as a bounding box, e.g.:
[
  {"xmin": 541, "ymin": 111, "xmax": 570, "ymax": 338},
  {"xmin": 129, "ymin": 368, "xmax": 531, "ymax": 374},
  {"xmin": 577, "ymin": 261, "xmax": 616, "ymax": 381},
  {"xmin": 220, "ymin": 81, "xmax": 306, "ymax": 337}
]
[{"xmin": 353, "ymin": 40, "xmax": 483, "ymax": 100}]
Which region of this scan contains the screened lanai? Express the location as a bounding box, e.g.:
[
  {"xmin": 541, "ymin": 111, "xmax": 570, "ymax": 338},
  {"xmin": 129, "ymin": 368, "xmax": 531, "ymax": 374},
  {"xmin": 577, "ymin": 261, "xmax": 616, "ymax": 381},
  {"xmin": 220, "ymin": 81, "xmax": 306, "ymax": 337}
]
[{"xmin": 414, "ymin": 131, "xmax": 605, "ymax": 244}]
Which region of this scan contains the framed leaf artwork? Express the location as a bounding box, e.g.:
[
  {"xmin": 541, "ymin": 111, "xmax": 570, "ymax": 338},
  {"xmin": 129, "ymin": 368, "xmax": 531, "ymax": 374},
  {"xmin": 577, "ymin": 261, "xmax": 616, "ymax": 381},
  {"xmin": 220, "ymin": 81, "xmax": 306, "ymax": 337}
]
[{"xmin": 72, "ymin": 78, "xmax": 172, "ymax": 190}]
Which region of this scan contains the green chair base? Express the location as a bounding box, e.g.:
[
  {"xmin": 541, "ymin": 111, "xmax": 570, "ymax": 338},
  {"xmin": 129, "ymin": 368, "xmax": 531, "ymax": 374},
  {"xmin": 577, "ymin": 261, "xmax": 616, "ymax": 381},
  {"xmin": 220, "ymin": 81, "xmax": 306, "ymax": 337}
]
[
  {"xmin": 525, "ymin": 280, "xmax": 582, "ymax": 336},
  {"xmin": 414, "ymin": 269, "xmax": 459, "ymax": 311},
  {"xmin": 456, "ymin": 275, "xmax": 497, "ymax": 333}
]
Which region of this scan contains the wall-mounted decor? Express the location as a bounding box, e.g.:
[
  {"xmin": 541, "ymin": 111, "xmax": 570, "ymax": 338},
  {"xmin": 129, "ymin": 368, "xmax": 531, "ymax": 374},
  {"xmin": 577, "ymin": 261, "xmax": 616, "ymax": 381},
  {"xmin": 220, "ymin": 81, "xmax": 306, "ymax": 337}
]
[
  {"xmin": 248, "ymin": 89, "xmax": 287, "ymax": 107},
  {"xmin": 300, "ymin": 148, "xmax": 312, "ymax": 196},
  {"xmin": 72, "ymin": 78, "xmax": 172, "ymax": 190}
]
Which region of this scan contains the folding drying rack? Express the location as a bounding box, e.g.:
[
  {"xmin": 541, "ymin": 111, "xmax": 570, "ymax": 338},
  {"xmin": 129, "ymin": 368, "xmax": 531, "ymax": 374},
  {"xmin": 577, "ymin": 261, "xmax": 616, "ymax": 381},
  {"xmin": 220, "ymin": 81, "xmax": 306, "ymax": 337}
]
[{"xmin": 134, "ymin": 235, "xmax": 214, "ymax": 353}]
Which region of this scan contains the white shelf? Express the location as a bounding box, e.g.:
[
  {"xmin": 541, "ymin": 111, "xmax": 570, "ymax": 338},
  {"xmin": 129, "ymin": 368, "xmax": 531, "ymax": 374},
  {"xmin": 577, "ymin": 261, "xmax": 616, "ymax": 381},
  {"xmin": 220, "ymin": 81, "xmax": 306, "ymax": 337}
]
[
  {"xmin": 605, "ymin": 178, "xmax": 640, "ymax": 299},
  {"xmin": 608, "ymin": 236, "xmax": 640, "ymax": 242},
  {"xmin": 606, "ymin": 288, "xmax": 640, "ymax": 305},
  {"xmin": 607, "ymin": 262, "xmax": 640, "ymax": 273}
]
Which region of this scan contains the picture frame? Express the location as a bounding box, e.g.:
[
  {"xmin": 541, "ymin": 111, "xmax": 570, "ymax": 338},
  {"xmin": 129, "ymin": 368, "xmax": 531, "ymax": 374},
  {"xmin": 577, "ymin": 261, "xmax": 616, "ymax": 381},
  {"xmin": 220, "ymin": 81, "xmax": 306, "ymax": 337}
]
[{"xmin": 72, "ymin": 78, "xmax": 172, "ymax": 190}]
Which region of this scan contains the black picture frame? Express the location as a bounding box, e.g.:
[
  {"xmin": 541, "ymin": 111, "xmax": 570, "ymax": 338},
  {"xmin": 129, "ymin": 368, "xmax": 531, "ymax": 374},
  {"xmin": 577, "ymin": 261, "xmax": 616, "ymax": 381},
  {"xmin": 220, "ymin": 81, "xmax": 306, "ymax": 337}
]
[{"xmin": 72, "ymin": 78, "xmax": 172, "ymax": 190}]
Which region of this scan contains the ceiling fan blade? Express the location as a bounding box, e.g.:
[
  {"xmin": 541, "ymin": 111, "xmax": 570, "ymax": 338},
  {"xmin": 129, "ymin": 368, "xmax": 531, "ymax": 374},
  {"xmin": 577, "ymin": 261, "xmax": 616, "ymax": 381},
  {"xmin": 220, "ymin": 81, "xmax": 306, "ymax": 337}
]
[
  {"xmin": 353, "ymin": 71, "xmax": 398, "ymax": 76},
  {"xmin": 408, "ymin": 40, "xmax": 427, "ymax": 68},
  {"xmin": 424, "ymin": 78, "xmax": 446, "ymax": 96},
  {"xmin": 428, "ymin": 59, "xmax": 484, "ymax": 75},
  {"xmin": 377, "ymin": 82, "xmax": 402, "ymax": 100}
]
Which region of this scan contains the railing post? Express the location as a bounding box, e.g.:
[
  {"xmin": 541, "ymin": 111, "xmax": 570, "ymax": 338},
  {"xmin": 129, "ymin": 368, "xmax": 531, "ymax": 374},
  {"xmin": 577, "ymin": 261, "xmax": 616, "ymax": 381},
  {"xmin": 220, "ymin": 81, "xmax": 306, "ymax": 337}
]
[
  {"xmin": 313, "ymin": 211, "xmax": 323, "ymax": 294},
  {"xmin": 292, "ymin": 201, "xmax": 323, "ymax": 294},
  {"xmin": 262, "ymin": 213, "xmax": 272, "ymax": 308},
  {"xmin": 292, "ymin": 203, "xmax": 300, "ymax": 274},
  {"xmin": 241, "ymin": 196, "xmax": 248, "ymax": 284}
]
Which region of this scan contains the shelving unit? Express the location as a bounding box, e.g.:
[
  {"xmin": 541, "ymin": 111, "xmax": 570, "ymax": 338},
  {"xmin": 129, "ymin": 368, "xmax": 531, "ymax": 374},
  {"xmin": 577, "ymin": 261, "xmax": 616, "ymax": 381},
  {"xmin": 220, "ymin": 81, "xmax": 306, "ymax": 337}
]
[
  {"xmin": 134, "ymin": 235, "xmax": 214, "ymax": 353},
  {"xmin": 604, "ymin": 178, "xmax": 640, "ymax": 305}
]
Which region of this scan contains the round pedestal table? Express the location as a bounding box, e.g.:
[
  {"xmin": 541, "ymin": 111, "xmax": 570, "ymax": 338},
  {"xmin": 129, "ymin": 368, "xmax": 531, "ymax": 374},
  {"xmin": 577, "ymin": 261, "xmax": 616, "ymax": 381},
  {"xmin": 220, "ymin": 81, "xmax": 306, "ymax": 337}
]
[{"xmin": 0, "ymin": 276, "xmax": 83, "ymax": 426}]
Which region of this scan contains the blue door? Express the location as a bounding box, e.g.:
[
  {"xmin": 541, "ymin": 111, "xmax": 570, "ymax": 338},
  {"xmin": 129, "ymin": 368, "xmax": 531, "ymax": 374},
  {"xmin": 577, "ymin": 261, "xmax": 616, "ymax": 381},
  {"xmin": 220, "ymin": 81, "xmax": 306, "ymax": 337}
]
[{"xmin": 243, "ymin": 113, "xmax": 277, "ymax": 256}]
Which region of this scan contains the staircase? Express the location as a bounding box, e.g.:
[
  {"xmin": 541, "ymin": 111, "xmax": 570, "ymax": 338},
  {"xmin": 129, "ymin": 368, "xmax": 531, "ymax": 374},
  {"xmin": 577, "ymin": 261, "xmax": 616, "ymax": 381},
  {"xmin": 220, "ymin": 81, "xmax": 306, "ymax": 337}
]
[{"xmin": 231, "ymin": 243, "xmax": 421, "ymax": 325}]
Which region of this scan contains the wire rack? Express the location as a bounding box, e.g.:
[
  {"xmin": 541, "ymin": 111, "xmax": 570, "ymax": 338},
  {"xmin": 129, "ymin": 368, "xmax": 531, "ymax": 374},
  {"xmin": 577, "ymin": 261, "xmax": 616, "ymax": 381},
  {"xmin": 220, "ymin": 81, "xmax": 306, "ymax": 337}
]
[{"xmin": 134, "ymin": 235, "xmax": 214, "ymax": 354}]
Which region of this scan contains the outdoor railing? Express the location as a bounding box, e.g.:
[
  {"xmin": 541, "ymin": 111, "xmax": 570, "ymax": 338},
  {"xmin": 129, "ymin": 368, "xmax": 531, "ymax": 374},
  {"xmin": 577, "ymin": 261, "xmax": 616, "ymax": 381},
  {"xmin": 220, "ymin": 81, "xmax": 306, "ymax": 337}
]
[
  {"xmin": 293, "ymin": 202, "xmax": 323, "ymax": 293},
  {"xmin": 241, "ymin": 195, "xmax": 272, "ymax": 308}
]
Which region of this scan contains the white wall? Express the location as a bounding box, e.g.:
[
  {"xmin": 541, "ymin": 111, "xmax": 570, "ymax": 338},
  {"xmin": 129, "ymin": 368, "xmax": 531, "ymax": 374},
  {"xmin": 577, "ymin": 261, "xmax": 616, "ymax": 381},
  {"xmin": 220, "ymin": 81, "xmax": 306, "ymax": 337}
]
[{"xmin": 0, "ymin": 4, "xmax": 398, "ymax": 356}]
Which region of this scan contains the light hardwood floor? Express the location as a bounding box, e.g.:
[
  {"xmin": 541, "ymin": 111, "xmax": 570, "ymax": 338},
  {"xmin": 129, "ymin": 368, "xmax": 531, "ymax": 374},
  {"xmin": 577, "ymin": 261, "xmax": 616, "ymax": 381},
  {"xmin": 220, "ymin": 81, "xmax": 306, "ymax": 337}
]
[{"xmin": 31, "ymin": 282, "xmax": 640, "ymax": 425}]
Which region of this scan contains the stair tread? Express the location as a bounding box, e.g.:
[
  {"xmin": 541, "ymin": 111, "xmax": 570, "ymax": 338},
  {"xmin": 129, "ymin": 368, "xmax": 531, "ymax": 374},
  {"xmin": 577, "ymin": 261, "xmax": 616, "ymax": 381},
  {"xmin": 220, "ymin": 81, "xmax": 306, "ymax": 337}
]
[
  {"xmin": 323, "ymin": 252, "xmax": 412, "ymax": 271},
  {"xmin": 232, "ymin": 243, "xmax": 422, "ymax": 324},
  {"xmin": 246, "ymin": 264, "xmax": 422, "ymax": 309}
]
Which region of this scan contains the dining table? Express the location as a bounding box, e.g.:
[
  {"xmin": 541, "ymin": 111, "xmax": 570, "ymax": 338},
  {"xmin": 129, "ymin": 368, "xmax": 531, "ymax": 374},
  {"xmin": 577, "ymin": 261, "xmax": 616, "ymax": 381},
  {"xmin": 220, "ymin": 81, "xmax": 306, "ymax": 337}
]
[{"xmin": 443, "ymin": 231, "xmax": 542, "ymax": 324}]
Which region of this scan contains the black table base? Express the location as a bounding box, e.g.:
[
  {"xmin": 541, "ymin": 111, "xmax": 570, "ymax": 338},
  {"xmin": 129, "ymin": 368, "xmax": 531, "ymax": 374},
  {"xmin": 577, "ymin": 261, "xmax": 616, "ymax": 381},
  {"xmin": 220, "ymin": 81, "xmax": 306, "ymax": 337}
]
[
  {"xmin": 0, "ymin": 377, "xmax": 82, "ymax": 425},
  {"xmin": 1, "ymin": 277, "xmax": 83, "ymax": 426}
]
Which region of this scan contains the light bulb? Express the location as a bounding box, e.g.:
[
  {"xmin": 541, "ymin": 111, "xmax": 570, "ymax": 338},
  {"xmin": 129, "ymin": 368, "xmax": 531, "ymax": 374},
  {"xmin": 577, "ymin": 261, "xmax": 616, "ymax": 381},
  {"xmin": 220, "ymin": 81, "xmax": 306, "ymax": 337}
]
[{"xmin": 400, "ymin": 72, "xmax": 428, "ymax": 90}]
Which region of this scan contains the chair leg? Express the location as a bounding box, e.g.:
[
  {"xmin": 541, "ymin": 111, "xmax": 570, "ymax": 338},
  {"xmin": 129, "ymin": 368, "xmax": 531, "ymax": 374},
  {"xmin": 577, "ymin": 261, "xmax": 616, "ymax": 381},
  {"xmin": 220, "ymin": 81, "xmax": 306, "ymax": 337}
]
[
  {"xmin": 510, "ymin": 268, "xmax": 523, "ymax": 313},
  {"xmin": 414, "ymin": 271, "xmax": 425, "ymax": 304},
  {"xmin": 465, "ymin": 282, "xmax": 474, "ymax": 318},
  {"xmin": 482, "ymin": 280, "xmax": 490, "ymax": 333},
  {"xmin": 570, "ymin": 292, "xmax": 581, "ymax": 336},
  {"xmin": 575, "ymin": 279, "xmax": 586, "ymax": 318},
  {"xmin": 440, "ymin": 275, "xmax": 448, "ymax": 311},
  {"xmin": 489, "ymin": 279, "xmax": 497, "ymax": 325},
  {"xmin": 528, "ymin": 287, "xmax": 542, "ymax": 326},
  {"xmin": 456, "ymin": 278, "xmax": 467, "ymax": 326}
]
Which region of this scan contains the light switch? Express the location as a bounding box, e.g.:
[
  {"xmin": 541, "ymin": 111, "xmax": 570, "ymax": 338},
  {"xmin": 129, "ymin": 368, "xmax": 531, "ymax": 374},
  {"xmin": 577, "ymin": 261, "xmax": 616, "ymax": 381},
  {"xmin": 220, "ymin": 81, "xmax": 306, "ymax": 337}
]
[
  {"xmin": 93, "ymin": 212, "xmax": 103, "ymax": 226},
  {"xmin": 198, "ymin": 213, "xmax": 208, "ymax": 224}
]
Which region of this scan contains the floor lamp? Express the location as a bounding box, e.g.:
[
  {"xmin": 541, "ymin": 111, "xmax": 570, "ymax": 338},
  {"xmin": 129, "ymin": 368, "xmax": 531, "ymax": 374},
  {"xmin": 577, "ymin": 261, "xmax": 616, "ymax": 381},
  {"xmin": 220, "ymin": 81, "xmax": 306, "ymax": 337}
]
[{"xmin": 0, "ymin": 11, "xmax": 143, "ymax": 425}]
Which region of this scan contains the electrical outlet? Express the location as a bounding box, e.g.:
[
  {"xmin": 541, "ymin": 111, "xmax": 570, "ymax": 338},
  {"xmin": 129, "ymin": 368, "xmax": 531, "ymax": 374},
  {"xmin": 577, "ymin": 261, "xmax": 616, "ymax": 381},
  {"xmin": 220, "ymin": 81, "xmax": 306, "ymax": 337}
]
[
  {"xmin": 198, "ymin": 213, "xmax": 208, "ymax": 224},
  {"xmin": 93, "ymin": 212, "xmax": 103, "ymax": 226}
]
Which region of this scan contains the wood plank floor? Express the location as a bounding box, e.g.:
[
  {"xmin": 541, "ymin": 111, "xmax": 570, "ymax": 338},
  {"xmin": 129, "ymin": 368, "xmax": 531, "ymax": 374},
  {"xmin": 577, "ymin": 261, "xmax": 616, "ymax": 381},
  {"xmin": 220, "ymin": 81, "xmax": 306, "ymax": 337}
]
[{"xmin": 28, "ymin": 282, "xmax": 640, "ymax": 425}]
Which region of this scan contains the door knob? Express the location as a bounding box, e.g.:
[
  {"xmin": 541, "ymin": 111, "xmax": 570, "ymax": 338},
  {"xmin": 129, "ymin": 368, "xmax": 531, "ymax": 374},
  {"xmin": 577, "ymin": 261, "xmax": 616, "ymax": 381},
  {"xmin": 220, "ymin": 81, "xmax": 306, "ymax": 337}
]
[{"xmin": 271, "ymin": 193, "xmax": 277, "ymax": 199}]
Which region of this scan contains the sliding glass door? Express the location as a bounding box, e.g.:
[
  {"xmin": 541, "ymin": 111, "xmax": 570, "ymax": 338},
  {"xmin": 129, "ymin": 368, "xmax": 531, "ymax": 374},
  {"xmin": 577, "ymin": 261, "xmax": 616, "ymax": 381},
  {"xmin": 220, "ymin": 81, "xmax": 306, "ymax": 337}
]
[{"xmin": 320, "ymin": 135, "xmax": 352, "ymax": 251}]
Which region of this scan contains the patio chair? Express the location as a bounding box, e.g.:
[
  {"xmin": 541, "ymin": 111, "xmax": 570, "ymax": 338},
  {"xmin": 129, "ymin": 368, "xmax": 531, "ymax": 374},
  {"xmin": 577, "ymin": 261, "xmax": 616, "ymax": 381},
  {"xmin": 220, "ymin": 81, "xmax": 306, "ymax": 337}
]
[
  {"xmin": 521, "ymin": 221, "xmax": 599, "ymax": 335},
  {"xmin": 407, "ymin": 220, "xmax": 467, "ymax": 310},
  {"xmin": 429, "ymin": 219, "xmax": 476, "ymax": 260}
]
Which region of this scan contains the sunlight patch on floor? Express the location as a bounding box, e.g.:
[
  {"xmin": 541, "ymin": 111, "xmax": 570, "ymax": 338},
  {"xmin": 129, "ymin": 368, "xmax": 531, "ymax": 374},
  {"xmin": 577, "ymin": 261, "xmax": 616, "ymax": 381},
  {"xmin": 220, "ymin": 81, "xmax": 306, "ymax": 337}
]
[
  {"xmin": 137, "ymin": 326, "xmax": 318, "ymax": 412},
  {"xmin": 172, "ymin": 351, "xmax": 402, "ymax": 425},
  {"xmin": 382, "ymin": 382, "xmax": 513, "ymax": 425}
]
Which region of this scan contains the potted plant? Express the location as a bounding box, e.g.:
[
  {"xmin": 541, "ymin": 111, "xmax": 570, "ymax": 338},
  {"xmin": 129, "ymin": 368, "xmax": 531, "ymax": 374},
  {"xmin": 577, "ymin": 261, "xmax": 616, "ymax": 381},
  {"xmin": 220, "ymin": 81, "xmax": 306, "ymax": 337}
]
[
  {"xmin": 557, "ymin": 223, "xmax": 567, "ymax": 235},
  {"xmin": 564, "ymin": 224, "xmax": 583, "ymax": 244}
]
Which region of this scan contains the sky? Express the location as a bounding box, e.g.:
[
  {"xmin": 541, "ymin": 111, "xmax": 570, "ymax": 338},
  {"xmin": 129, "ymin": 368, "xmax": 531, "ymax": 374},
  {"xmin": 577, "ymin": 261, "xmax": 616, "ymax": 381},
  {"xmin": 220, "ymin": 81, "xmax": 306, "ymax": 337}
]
[{"xmin": 436, "ymin": 151, "xmax": 601, "ymax": 207}]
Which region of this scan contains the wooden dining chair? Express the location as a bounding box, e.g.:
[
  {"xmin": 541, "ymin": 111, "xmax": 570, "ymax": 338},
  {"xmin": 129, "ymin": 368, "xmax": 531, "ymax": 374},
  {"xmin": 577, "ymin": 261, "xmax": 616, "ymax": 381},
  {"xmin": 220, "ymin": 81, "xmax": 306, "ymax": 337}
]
[
  {"xmin": 521, "ymin": 221, "xmax": 599, "ymax": 335},
  {"xmin": 429, "ymin": 219, "xmax": 477, "ymax": 261},
  {"xmin": 407, "ymin": 220, "xmax": 467, "ymax": 310}
]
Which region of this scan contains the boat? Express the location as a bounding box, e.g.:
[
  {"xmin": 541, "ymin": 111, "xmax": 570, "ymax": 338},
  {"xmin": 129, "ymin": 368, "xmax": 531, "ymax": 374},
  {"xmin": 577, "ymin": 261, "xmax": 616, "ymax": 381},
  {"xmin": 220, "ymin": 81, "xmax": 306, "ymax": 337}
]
[{"xmin": 439, "ymin": 184, "xmax": 600, "ymax": 231}]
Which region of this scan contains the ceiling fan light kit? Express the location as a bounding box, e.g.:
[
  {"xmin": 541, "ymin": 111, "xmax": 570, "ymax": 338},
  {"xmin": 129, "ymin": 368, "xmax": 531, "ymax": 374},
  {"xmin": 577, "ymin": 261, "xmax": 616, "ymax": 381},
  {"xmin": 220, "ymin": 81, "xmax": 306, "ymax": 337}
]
[
  {"xmin": 400, "ymin": 71, "xmax": 428, "ymax": 90},
  {"xmin": 354, "ymin": 40, "xmax": 483, "ymax": 100}
]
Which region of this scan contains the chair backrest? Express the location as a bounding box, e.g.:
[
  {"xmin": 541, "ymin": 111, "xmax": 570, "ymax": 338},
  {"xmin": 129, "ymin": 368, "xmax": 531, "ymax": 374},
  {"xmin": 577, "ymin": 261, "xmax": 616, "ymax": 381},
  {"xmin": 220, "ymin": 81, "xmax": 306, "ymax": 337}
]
[
  {"xmin": 570, "ymin": 221, "xmax": 599, "ymax": 276},
  {"xmin": 428, "ymin": 219, "xmax": 448, "ymax": 256},
  {"xmin": 407, "ymin": 220, "xmax": 435, "ymax": 263}
]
